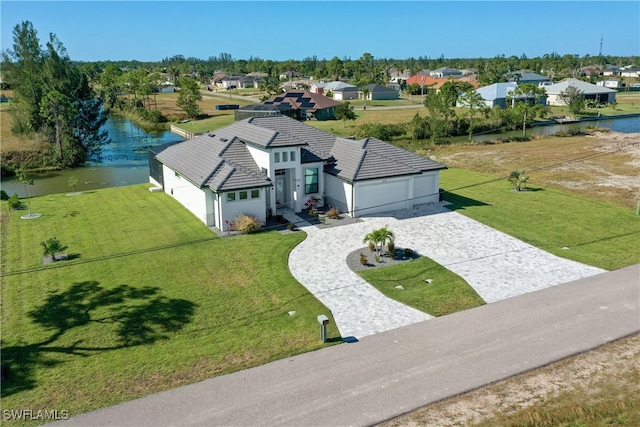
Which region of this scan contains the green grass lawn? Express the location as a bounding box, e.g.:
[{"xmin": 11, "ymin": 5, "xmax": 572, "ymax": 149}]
[
  {"xmin": 359, "ymin": 257, "xmax": 485, "ymax": 316},
  {"xmin": 440, "ymin": 168, "xmax": 640, "ymax": 271},
  {"xmin": 1, "ymin": 185, "xmax": 339, "ymax": 426}
]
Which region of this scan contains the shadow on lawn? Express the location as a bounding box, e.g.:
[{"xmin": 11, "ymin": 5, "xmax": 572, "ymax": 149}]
[
  {"xmin": 1, "ymin": 281, "xmax": 197, "ymax": 397},
  {"xmin": 441, "ymin": 192, "xmax": 491, "ymax": 211}
]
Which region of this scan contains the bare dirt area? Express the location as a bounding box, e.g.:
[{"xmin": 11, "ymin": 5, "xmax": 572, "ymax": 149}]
[
  {"xmin": 380, "ymin": 333, "xmax": 640, "ymax": 427},
  {"xmin": 433, "ymin": 130, "xmax": 640, "ymax": 209}
]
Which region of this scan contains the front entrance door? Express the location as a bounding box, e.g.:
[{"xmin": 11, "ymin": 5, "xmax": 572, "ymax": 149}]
[{"xmin": 275, "ymin": 170, "xmax": 289, "ymax": 209}]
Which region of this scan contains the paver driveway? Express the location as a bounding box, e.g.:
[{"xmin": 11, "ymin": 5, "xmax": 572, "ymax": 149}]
[{"xmin": 288, "ymin": 203, "xmax": 606, "ymax": 339}]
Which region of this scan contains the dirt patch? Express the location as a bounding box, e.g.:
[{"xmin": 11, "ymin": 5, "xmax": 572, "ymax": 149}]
[
  {"xmin": 379, "ymin": 333, "xmax": 640, "ymax": 427},
  {"xmin": 435, "ymin": 131, "xmax": 640, "ymax": 208}
]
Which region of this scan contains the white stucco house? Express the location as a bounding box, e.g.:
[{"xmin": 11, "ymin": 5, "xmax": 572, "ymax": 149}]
[
  {"xmin": 544, "ymin": 79, "xmax": 617, "ymax": 106},
  {"xmin": 149, "ymin": 116, "xmax": 447, "ymax": 231}
]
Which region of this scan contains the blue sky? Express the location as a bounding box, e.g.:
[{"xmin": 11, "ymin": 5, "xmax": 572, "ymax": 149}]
[{"xmin": 1, "ymin": 1, "xmax": 639, "ymax": 62}]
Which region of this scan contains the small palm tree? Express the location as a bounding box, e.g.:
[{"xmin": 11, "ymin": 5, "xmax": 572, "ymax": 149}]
[
  {"xmin": 509, "ymin": 170, "xmax": 529, "ymax": 192},
  {"xmin": 41, "ymin": 237, "xmax": 68, "ymax": 261},
  {"xmin": 363, "ymin": 226, "xmax": 395, "ymax": 257}
]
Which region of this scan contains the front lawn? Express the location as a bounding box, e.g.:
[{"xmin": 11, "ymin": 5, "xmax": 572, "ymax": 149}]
[
  {"xmin": 440, "ymin": 168, "xmax": 640, "ymax": 271},
  {"xmin": 1, "ymin": 185, "xmax": 339, "ymax": 426}
]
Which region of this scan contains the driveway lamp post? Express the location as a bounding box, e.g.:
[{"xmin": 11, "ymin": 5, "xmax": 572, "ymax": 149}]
[{"xmin": 317, "ymin": 314, "xmax": 329, "ymax": 343}]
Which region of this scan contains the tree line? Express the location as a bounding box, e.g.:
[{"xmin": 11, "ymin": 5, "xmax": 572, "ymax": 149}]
[{"xmin": 1, "ymin": 21, "xmax": 110, "ymax": 171}]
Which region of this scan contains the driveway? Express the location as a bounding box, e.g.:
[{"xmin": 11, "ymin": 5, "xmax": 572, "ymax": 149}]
[{"xmin": 287, "ymin": 202, "xmax": 606, "ymax": 339}]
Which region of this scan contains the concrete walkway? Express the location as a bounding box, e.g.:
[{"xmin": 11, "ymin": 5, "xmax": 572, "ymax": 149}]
[{"xmin": 288, "ymin": 202, "xmax": 606, "ymax": 340}]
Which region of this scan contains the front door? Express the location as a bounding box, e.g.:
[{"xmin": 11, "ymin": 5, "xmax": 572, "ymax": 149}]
[{"xmin": 275, "ymin": 170, "xmax": 289, "ymax": 209}]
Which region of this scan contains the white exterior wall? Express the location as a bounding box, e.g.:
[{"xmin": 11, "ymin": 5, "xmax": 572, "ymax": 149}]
[
  {"xmin": 300, "ymin": 162, "xmax": 324, "ymax": 211},
  {"xmin": 324, "ymin": 174, "xmax": 353, "ymax": 215},
  {"xmin": 413, "ymin": 171, "xmax": 440, "ymax": 205},
  {"xmin": 220, "ymin": 189, "xmax": 266, "ymax": 231},
  {"xmin": 162, "ymin": 165, "xmax": 211, "ymax": 225}
]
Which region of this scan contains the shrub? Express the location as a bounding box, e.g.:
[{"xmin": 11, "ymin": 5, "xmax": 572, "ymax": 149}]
[
  {"xmin": 388, "ymin": 241, "xmax": 395, "ymax": 252},
  {"xmin": 7, "ymin": 193, "xmax": 22, "ymax": 210},
  {"xmin": 326, "ymin": 207, "xmax": 340, "ymax": 219},
  {"xmin": 233, "ymin": 214, "xmax": 263, "ymax": 234},
  {"xmin": 389, "ymin": 248, "xmax": 397, "ymax": 259},
  {"xmin": 368, "ymin": 241, "xmax": 376, "ymax": 252},
  {"xmin": 0, "ymin": 190, "xmax": 8, "ymax": 201},
  {"xmin": 41, "ymin": 237, "xmax": 68, "ymax": 261},
  {"xmin": 404, "ymin": 248, "xmax": 413, "ymax": 257},
  {"xmin": 286, "ymin": 223, "xmax": 295, "ymax": 231},
  {"xmin": 359, "ymin": 253, "xmax": 368, "ymax": 265}
]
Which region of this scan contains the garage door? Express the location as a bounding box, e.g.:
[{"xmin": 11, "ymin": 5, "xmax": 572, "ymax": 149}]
[{"xmin": 355, "ymin": 179, "xmax": 409, "ymax": 216}]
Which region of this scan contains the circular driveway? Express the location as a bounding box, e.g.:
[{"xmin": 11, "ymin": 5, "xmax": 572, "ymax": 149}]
[{"xmin": 287, "ymin": 203, "xmax": 606, "ymax": 339}]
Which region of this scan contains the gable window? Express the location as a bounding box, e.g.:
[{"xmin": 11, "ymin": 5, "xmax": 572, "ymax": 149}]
[
  {"xmin": 251, "ymin": 189, "xmax": 260, "ymax": 198},
  {"xmin": 274, "ymin": 152, "xmax": 280, "ymax": 163},
  {"xmin": 226, "ymin": 192, "xmax": 236, "ymax": 202},
  {"xmin": 239, "ymin": 191, "xmax": 248, "ymax": 200},
  {"xmin": 282, "ymin": 152, "xmax": 288, "ymax": 162},
  {"xmin": 304, "ymin": 168, "xmax": 319, "ymax": 194}
]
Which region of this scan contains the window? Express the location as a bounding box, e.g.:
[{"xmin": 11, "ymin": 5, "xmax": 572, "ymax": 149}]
[
  {"xmin": 304, "ymin": 168, "xmax": 319, "ymax": 194},
  {"xmin": 226, "ymin": 192, "xmax": 236, "ymax": 202},
  {"xmin": 282, "ymin": 152, "xmax": 288, "ymax": 162},
  {"xmin": 274, "ymin": 152, "xmax": 280, "ymax": 163},
  {"xmin": 239, "ymin": 191, "xmax": 248, "ymax": 200},
  {"xmin": 290, "ymin": 151, "xmax": 296, "ymax": 162},
  {"xmin": 251, "ymin": 189, "xmax": 260, "ymax": 199}
]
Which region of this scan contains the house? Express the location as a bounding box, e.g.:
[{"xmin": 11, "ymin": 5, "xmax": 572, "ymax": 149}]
[
  {"xmin": 149, "ymin": 116, "xmax": 447, "ymax": 231},
  {"xmin": 430, "ymin": 67, "xmax": 462, "ymax": 78},
  {"xmin": 544, "ymin": 79, "xmax": 616, "ymax": 106},
  {"xmin": 620, "ymin": 66, "xmax": 640, "ymax": 78},
  {"xmin": 388, "ymin": 67, "xmax": 411, "ymax": 83},
  {"xmin": 596, "ymin": 79, "xmax": 623, "ymax": 89},
  {"xmin": 405, "ymin": 75, "xmax": 480, "ymax": 93},
  {"xmin": 463, "ymin": 82, "xmax": 518, "ymax": 108},
  {"xmin": 262, "ymin": 90, "xmax": 342, "ymax": 121},
  {"xmin": 320, "ymin": 81, "xmax": 358, "ymax": 100},
  {"xmin": 602, "ymin": 65, "xmax": 620, "ymax": 76},
  {"xmin": 506, "ymin": 70, "xmax": 550, "ymax": 85},
  {"xmin": 359, "ymin": 84, "xmax": 399, "ymax": 100}
]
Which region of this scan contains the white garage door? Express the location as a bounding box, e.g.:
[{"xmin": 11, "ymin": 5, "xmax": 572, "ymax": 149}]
[{"xmin": 355, "ymin": 179, "xmax": 409, "ymax": 216}]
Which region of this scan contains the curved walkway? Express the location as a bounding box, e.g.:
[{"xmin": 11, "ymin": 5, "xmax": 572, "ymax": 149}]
[{"xmin": 288, "ymin": 202, "xmax": 606, "ymax": 340}]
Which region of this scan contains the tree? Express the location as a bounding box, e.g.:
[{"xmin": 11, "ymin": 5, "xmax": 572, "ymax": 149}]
[
  {"xmin": 558, "ymin": 85, "xmax": 585, "ymax": 115},
  {"xmin": 176, "ymin": 77, "xmax": 202, "ymax": 119},
  {"xmin": 458, "ymin": 90, "xmax": 486, "ymax": 140},
  {"xmin": 507, "ymin": 83, "xmax": 548, "ymax": 136},
  {"xmin": 363, "ymin": 226, "xmax": 395, "ymax": 259},
  {"xmin": 424, "ymin": 89, "xmax": 454, "ymax": 141},
  {"xmin": 14, "ymin": 172, "xmax": 35, "ymax": 217},
  {"xmin": 68, "ymin": 175, "xmax": 79, "ymax": 194},
  {"xmin": 40, "ymin": 90, "xmax": 76, "ymax": 162},
  {"xmin": 40, "ymin": 237, "xmax": 68, "ymax": 261},
  {"xmin": 508, "ymin": 170, "xmax": 529, "ymax": 191},
  {"xmin": 335, "ymin": 102, "xmax": 357, "ymax": 126}
]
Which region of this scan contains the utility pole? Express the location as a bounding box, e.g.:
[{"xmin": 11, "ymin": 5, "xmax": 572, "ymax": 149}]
[{"xmin": 599, "ymin": 34, "xmax": 603, "ymax": 57}]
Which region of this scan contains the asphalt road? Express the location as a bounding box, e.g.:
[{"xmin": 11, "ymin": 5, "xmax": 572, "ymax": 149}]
[{"xmin": 53, "ymin": 264, "xmax": 639, "ymax": 427}]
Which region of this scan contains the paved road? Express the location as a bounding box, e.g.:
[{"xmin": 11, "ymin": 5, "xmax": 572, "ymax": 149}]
[{"xmin": 54, "ymin": 264, "xmax": 639, "ymax": 427}]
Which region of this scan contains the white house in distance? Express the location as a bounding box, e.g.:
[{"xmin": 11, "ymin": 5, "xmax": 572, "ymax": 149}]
[
  {"xmin": 149, "ymin": 116, "xmax": 447, "ymax": 231},
  {"xmin": 544, "ymin": 79, "xmax": 617, "ymax": 106}
]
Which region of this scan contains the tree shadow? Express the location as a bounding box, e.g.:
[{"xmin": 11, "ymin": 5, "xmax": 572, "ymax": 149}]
[
  {"xmin": 441, "ymin": 192, "xmax": 491, "ymax": 211},
  {"xmin": 1, "ymin": 281, "xmax": 197, "ymax": 397}
]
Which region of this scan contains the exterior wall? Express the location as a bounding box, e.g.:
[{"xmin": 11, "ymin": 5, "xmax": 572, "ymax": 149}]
[
  {"xmin": 334, "ymin": 89, "xmax": 359, "ymax": 100},
  {"xmin": 300, "ymin": 162, "xmax": 324, "ymax": 212},
  {"xmin": 547, "ymin": 92, "xmax": 615, "ymax": 106},
  {"xmin": 413, "ymin": 171, "xmax": 440, "ymax": 205},
  {"xmin": 220, "ymin": 188, "xmax": 266, "ymax": 231},
  {"xmin": 314, "ymin": 107, "xmax": 335, "ymax": 121},
  {"xmin": 324, "ymin": 173, "xmax": 353, "ymax": 214},
  {"xmin": 370, "ymin": 90, "xmax": 399, "ymax": 100},
  {"xmin": 162, "ymin": 165, "xmax": 212, "ymax": 225}
]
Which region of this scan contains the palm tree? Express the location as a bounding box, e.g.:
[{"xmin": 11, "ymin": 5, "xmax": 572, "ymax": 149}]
[{"xmin": 363, "ymin": 226, "xmax": 395, "ymax": 258}]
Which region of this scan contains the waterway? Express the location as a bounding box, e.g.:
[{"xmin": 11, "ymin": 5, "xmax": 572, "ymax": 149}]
[
  {"xmin": 1, "ymin": 115, "xmax": 182, "ymax": 197},
  {"xmin": 1, "ymin": 114, "xmax": 639, "ymax": 198}
]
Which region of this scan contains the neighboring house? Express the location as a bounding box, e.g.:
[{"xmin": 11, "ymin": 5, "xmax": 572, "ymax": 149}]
[
  {"xmin": 405, "ymin": 75, "xmax": 480, "ymax": 92},
  {"xmin": 596, "ymin": 79, "xmax": 623, "ymax": 89},
  {"xmin": 310, "ymin": 82, "xmax": 328, "ymax": 95},
  {"xmin": 359, "ymin": 84, "xmax": 399, "ymax": 100},
  {"xmin": 620, "ymin": 66, "xmax": 640, "ymax": 78},
  {"xmin": 465, "ymin": 82, "xmax": 519, "ymax": 108},
  {"xmin": 388, "ymin": 67, "xmax": 411, "ymax": 83},
  {"xmin": 544, "ymin": 79, "xmax": 617, "ymax": 105},
  {"xmin": 262, "ymin": 90, "xmax": 342, "ymax": 121},
  {"xmin": 333, "ymin": 86, "xmax": 359, "ymax": 100},
  {"xmin": 430, "ymin": 67, "xmax": 462, "ymax": 78},
  {"xmin": 149, "ymin": 116, "xmax": 447, "ymax": 231},
  {"xmin": 602, "ymin": 65, "xmax": 620, "ymax": 76},
  {"xmin": 506, "ymin": 70, "xmax": 550, "ymax": 85}
]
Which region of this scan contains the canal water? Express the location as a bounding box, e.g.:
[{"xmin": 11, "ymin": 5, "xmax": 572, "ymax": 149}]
[
  {"xmin": 1, "ymin": 115, "xmax": 639, "ymax": 198},
  {"xmin": 1, "ymin": 115, "xmax": 183, "ymax": 197}
]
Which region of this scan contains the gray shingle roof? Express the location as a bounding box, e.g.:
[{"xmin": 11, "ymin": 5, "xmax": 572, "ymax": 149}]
[{"xmin": 154, "ymin": 116, "xmax": 447, "ymax": 191}]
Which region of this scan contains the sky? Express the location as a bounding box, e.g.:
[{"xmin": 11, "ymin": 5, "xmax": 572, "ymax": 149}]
[{"xmin": 1, "ymin": 1, "xmax": 639, "ymax": 63}]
